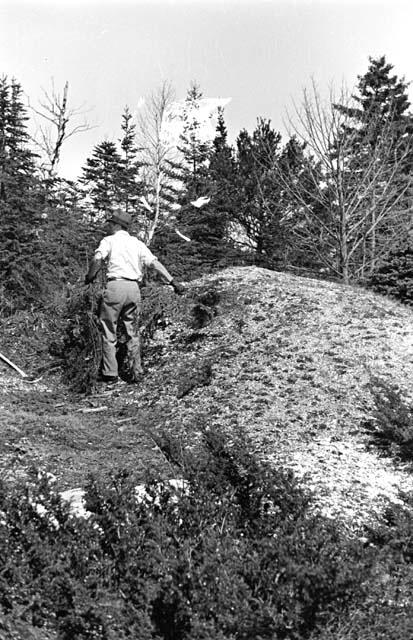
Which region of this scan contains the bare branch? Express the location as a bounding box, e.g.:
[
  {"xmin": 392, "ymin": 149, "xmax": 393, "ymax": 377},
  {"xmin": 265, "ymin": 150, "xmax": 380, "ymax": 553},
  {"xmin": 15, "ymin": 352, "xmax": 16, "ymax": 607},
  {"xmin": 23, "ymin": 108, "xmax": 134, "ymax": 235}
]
[
  {"xmin": 28, "ymin": 78, "xmax": 95, "ymax": 179},
  {"xmin": 136, "ymin": 81, "xmax": 178, "ymax": 244},
  {"xmin": 277, "ymin": 80, "xmax": 413, "ymax": 282}
]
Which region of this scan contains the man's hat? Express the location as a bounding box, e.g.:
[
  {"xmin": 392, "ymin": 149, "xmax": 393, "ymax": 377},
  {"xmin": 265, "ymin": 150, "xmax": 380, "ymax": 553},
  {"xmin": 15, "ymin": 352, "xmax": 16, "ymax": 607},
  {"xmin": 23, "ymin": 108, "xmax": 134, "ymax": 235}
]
[{"xmin": 107, "ymin": 208, "xmax": 131, "ymax": 228}]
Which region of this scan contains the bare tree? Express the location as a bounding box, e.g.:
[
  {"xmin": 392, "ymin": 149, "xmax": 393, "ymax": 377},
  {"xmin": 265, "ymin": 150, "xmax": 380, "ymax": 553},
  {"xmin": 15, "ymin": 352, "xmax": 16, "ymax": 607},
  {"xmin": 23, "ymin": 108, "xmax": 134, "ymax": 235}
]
[
  {"xmin": 278, "ymin": 81, "xmax": 413, "ymax": 283},
  {"xmin": 136, "ymin": 81, "xmax": 178, "ymax": 245},
  {"xmin": 30, "ymin": 79, "xmax": 93, "ymax": 180}
]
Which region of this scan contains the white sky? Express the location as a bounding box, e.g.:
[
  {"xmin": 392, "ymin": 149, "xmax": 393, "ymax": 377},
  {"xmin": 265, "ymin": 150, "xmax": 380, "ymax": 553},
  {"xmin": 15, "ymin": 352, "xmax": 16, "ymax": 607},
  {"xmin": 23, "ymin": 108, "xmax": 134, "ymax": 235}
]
[{"xmin": 1, "ymin": 0, "xmax": 413, "ymax": 179}]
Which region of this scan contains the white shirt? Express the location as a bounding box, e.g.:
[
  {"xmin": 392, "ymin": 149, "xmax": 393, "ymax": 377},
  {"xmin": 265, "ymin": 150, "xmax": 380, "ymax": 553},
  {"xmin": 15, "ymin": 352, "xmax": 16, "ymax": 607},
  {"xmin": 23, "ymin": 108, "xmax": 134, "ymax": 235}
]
[{"xmin": 95, "ymin": 230, "xmax": 157, "ymax": 281}]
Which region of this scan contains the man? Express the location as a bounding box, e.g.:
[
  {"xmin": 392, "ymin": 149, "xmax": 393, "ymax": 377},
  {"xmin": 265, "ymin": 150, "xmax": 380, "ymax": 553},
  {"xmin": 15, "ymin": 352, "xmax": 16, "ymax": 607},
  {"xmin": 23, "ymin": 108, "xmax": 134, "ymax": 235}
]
[{"xmin": 85, "ymin": 208, "xmax": 184, "ymax": 385}]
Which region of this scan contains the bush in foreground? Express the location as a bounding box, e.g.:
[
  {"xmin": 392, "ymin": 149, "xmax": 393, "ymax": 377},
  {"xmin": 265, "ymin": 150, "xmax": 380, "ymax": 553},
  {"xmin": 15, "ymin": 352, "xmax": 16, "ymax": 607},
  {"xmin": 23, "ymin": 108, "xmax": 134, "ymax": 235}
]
[
  {"xmin": 0, "ymin": 427, "xmax": 409, "ymax": 639},
  {"xmin": 364, "ymin": 377, "xmax": 413, "ymax": 462},
  {"xmin": 368, "ymin": 242, "xmax": 413, "ymax": 306}
]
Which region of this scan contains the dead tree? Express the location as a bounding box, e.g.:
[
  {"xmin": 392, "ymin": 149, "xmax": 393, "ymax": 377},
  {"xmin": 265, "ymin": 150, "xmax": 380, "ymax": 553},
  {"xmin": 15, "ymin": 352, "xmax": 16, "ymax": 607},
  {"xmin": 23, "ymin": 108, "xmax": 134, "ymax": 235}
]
[{"xmin": 30, "ymin": 79, "xmax": 93, "ymax": 180}]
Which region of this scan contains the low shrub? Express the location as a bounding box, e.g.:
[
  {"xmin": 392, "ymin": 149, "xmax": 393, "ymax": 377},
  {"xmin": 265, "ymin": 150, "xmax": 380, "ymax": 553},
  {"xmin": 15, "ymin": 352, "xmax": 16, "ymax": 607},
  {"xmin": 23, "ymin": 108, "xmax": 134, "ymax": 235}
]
[
  {"xmin": 368, "ymin": 242, "xmax": 413, "ymax": 305},
  {"xmin": 314, "ymin": 497, "xmax": 413, "ymax": 640},
  {"xmin": 364, "ymin": 377, "xmax": 413, "ymax": 462},
  {"xmin": 0, "ymin": 427, "xmax": 379, "ymax": 640}
]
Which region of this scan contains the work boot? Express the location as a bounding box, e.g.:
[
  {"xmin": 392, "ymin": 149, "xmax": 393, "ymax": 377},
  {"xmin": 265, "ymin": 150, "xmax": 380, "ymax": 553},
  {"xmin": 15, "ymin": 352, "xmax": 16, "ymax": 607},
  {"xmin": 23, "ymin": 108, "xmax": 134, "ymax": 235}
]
[{"xmin": 101, "ymin": 375, "xmax": 119, "ymax": 383}]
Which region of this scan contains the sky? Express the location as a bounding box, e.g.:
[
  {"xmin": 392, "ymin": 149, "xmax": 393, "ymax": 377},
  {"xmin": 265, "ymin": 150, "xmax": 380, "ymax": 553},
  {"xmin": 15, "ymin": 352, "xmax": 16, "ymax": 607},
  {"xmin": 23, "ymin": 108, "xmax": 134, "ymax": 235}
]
[{"xmin": 1, "ymin": 0, "xmax": 413, "ymax": 179}]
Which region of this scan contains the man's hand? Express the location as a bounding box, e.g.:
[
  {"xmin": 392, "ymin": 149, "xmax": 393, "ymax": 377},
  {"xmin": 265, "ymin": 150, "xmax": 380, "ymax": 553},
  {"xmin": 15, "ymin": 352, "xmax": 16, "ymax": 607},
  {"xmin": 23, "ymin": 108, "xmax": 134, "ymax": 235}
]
[
  {"xmin": 84, "ymin": 256, "xmax": 102, "ymax": 285},
  {"xmin": 169, "ymin": 279, "xmax": 185, "ymax": 295}
]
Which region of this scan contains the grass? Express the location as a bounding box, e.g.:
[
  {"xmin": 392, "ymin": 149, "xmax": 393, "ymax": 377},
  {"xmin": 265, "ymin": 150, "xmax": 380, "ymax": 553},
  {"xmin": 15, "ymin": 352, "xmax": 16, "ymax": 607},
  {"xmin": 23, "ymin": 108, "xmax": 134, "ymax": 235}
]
[{"xmin": 0, "ymin": 382, "xmax": 169, "ymax": 489}]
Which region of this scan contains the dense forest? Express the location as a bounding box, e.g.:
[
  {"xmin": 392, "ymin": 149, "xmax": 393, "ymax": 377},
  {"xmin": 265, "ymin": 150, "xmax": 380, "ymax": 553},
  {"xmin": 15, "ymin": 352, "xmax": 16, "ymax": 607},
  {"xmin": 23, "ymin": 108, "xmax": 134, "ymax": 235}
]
[{"xmin": 1, "ymin": 55, "xmax": 413, "ymax": 318}]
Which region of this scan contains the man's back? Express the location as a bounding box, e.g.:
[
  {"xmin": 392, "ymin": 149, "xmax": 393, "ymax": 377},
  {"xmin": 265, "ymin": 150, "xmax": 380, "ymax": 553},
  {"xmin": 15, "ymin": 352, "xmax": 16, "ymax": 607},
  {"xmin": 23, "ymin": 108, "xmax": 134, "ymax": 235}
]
[{"xmin": 96, "ymin": 230, "xmax": 156, "ymax": 281}]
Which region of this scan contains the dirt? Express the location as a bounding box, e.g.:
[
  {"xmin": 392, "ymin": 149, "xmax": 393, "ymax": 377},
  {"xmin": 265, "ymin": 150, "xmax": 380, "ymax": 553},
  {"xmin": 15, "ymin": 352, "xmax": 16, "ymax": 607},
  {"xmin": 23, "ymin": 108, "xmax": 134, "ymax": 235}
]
[{"xmin": 0, "ymin": 370, "xmax": 168, "ymax": 490}]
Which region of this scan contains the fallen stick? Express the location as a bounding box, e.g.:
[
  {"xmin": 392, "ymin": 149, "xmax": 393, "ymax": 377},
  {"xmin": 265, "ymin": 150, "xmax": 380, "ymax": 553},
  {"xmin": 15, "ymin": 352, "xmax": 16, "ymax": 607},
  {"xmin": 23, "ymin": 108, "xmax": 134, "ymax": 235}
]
[
  {"xmin": 77, "ymin": 406, "xmax": 108, "ymax": 413},
  {"xmin": 0, "ymin": 351, "xmax": 27, "ymax": 378}
]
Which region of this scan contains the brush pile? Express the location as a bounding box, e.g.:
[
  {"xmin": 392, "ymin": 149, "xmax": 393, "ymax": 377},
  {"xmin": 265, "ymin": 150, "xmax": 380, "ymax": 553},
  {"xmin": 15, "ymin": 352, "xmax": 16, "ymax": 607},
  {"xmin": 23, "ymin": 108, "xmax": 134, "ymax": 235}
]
[{"xmin": 61, "ymin": 286, "xmax": 102, "ymax": 393}]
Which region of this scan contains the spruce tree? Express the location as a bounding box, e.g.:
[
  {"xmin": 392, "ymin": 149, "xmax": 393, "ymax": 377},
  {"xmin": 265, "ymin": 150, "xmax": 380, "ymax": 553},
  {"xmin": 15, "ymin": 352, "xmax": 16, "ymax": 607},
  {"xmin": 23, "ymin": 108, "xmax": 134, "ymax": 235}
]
[
  {"xmin": 80, "ymin": 110, "xmax": 144, "ymax": 219},
  {"xmin": 0, "ymin": 76, "xmax": 44, "ymax": 310},
  {"xmin": 80, "ymin": 140, "xmax": 123, "ymax": 216},
  {"xmin": 160, "ymin": 83, "xmax": 218, "ymax": 276},
  {"xmin": 118, "ymin": 106, "xmax": 142, "ymax": 214},
  {"xmin": 208, "ymin": 109, "xmax": 236, "ymax": 234},
  {"xmin": 335, "ymin": 56, "xmax": 412, "ymax": 170},
  {"xmin": 233, "ymin": 118, "xmax": 283, "ymax": 265},
  {"xmin": 176, "ymin": 82, "xmax": 211, "ymax": 198},
  {"xmin": 0, "ymin": 77, "xmax": 39, "ymax": 204},
  {"xmin": 354, "ymin": 56, "xmax": 410, "ymax": 123}
]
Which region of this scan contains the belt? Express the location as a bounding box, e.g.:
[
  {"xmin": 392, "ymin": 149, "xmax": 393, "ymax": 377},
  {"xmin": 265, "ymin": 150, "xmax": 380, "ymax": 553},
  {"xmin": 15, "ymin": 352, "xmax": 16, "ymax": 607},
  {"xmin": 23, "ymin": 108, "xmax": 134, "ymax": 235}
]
[{"xmin": 107, "ymin": 277, "xmax": 139, "ymax": 282}]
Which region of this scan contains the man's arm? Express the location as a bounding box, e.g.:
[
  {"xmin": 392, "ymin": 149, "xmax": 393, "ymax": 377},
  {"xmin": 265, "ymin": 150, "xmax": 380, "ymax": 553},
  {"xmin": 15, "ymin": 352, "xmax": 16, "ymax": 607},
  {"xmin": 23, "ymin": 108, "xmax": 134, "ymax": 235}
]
[
  {"xmin": 84, "ymin": 255, "xmax": 103, "ymax": 284},
  {"xmin": 150, "ymin": 259, "xmax": 185, "ymax": 294},
  {"xmin": 150, "ymin": 259, "xmax": 173, "ymax": 284}
]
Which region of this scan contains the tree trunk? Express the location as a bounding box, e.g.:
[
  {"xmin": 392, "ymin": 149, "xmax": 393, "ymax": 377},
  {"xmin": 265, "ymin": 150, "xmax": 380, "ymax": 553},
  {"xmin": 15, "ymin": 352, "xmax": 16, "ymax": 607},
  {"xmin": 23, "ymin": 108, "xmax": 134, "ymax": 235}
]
[
  {"xmin": 369, "ymin": 202, "xmax": 376, "ymax": 276},
  {"xmin": 147, "ymin": 171, "xmax": 162, "ymax": 246},
  {"xmin": 340, "ymin": 206, "xmax": 350, "ymax": 284}
]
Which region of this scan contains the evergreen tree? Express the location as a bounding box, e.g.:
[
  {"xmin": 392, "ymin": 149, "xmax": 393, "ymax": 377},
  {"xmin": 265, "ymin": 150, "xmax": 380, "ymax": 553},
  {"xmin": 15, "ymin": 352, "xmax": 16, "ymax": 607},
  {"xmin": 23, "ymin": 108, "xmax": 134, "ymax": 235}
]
[
  {"xmin": 334, "ymin": 56, "xmax": 413, "ymax": 276},
  {"xmin": 335, "ymin": 56, "xmax": 412, "ymax": 169},
  {"xmin": 0, "ymin": 76, "xmax": 39, "ymax": 204},
  {"xmin": 176, "ymin": 82, "xmax": 211, "ymax": 198},
  {"xmin": 0, "ymin": 76, "xmax": 44, "ymax": 310},
  {"xmin": 233, "ymin": 118, "xmax": 283, "ymax": 265},
  {"xmin": 347, "ymin": 56, "xmax": 410, "ymax": 124},
  {"xmin": 359, "ymin": 56, "xmax": 413, "ymax": 178},
  {"xmin": 80, "ymin": 109, "xmax": 144, "ymax": 219},
  {"xmin": 158, "ymin": 82, "xmax": 221, "ymax": 277},
  {"xmin": 118, "ymin": 106, "xmax": 142, "ymax": 214},
  {"xmin": 80, "ymin": 140, "xmax": 123, "ymax": 216},
  {"xmin": 208, "ymin": 108, "xmax": 237, "ymax": 240},
  {"xmin": 179, "ymin": 106, "xmax": 234, "ymax": 246},
  {"xmin": 368, "ymin": 234, "xmax": 413, "ymax": 305}
]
